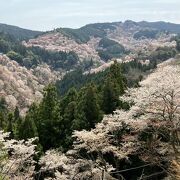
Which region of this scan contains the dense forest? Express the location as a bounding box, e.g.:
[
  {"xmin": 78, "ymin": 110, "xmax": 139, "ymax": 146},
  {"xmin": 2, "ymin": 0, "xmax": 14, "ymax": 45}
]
[
  {"xmin": 56, "ymin": 58, "xmax": 157, "ymax": 96},
  {"xmin": 97, "ymin": 38, "xmax": 126, "ymax": 61},
  {"xmin": 0, "ymin": 32, "xmax": 80, "ymax": 70},
  {"xmin": 0, "ymin": 23, "xmax": 42, "ymax": 40},
  {"xmin": 0, "ymin": 59, "xmax": 179, "ymax": 179},
  {"xmin": 0, "ymin": 57, "xmax": 159, "ymax": 151},
  {"xmin": 0, "ymin": 21, "xmax": 180, "ymax": 179},
  {"xmin": 56, "ymin": 22, "xmax": 117, "ymax": 43},
  {"xmin": 133, "ymin": 29, "xmax": 159, "ymax": 39},
  {"xmin": 0, "ymin": 62, "xmax": 126, "ymax": 151}
]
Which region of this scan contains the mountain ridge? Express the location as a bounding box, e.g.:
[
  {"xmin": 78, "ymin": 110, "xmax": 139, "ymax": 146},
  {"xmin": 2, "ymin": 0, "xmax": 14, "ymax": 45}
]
[
  {"xmin": 24, "ymin": 20, "xmax": 177, "ymax": 65},
  {"xmin": 0, "ymin": 23, "xmax": 42, "ymax": 40}
]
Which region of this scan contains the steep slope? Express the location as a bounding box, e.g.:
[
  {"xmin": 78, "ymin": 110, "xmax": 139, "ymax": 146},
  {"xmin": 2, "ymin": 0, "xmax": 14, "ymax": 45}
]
[
  {"xmin": 24, "ymin": 33, "xmax": 101, "ymax": 63},
  {"xmin": 25, "ymin": 21, "xmax": 177, "ymax": 64},
  {"xmin": 107, "ymin": 21, "xmax": 176, "ymax": 51},
  {"xmin": 0, "ymin": 23, "xmax": 42, "ymax": 40},
  {"xmin": 0, "ymin": 55, "xmax": 60, "ymax": 115},
  {"xmin": 35, "ymin": 60, "xmax": 180, "ymax": 180},
  {"xmin": 138, "ymin": 21, "xmax": 180, "ymax": 34},
  {"xmin": 0, "ymin": 21, "xmax": 179, "ymax": 114}
]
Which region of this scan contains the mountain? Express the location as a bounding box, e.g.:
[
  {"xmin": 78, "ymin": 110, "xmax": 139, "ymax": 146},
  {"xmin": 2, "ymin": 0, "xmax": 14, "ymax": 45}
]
[
  {"xmin": 0, "ymin": 20, "xmax": 179, "ymax": 113},
  {"xmin": 0, "ymin": 23, "xmax": 42, "ymax": 40},
  {"xmin": 24, "ymin": 20, "xmax": 178, "ymax": 65},
  {"xmin": 138, "ymin": 21, "xmax": 180, "ymax": 34},
  {"xmin": 53, "ymin": 20, "xmax": 180, "ymax": 43},
  {"xmin": 0, "ymin": 20, "xmax": 179, "ymax": 180},
  {"xmin": 0, "ymin": 54, "xmax": 61, "ymax": 115}
]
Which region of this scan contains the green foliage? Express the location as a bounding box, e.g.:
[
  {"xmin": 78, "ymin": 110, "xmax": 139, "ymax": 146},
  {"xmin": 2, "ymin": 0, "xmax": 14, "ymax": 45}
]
[
  {"xmin": 56, "ymin": 68, "xmax": 108, "ymax": 96},
  {"xmin": 99, "ymin": 38, "xmax": 121, "ymax": 49},
  {"xmin": 102, "ymin": 77, "xmax": 119, "ymax": 114},
  {"xmin": 102, "ymin": 61, "xmax": 125, "ymax": 113},
  {"xmin": 56, "ymin": 22, "xmax": 117, "ymax": 43},
  {"xmin": 133, "ymin": 29, "xmax": 159, "ymax": 39},
  {"xmin": 56, "ymin": 58, "xmax": 155, "ymax": 97},
  {"xmin": 0, "ymin": 39, "xmax": 10, "ymax": 53},
  {"xmin": 0, "ymin": 98, "xmax": 7, "ymax": 130},
  {"xmin": 175, "ymin": 35, "xmax": 180, "ymax": 51},
  {"xmin": 0, "ymin": 98, "xmax": 7, "ymax": 112},
  {"xmin": 73, "ymin": 84, "xmax": 103, "ymax": 130},
  {"xmin": 0, "ymin": 32, "xmax": 79, "ymax": 70},
  {"xmin": 7, "ymin": 50, "xmax": 23, "ymax": 64},
  {"xmin": 98, "ymin": 38, "xmax": 126, "ymax": 61},
  {"xmin": 36, "ymin": 85, "xmax": 62, "ymax": 150},
  {"xmin": 58, "ymin": 28, "xmax": 90, "ymax": 44},
  {"xmin": 18, "ymin": 115, "xmax": 38, "ymax": 140},
  {"xmin": 0, "ymin": 23, "xmax": 42, "ymax": 40},
  {"xmin": 0, "ymin": 59, "xmax": 158, "ymax": 152},
  {"xmin": 149, "ymin": 47, "xmax": 177, "ymax": 61},
  {"xmin": 29, "ymin": 46, "xmax": 79, "ymax": 70},
  {"xmin": 138, "ymin": 21, "xmax": 180, "ymax": 34},
  {"xmin": 6, "ymin": 113, "xmax": 14, "ymax": 138}
]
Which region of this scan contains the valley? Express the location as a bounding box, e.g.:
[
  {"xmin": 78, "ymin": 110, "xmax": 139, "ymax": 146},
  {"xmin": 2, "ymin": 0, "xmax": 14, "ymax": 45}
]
[{"xmin": 0, "ymin": 20, "xmax": 179, "ymax": 180}]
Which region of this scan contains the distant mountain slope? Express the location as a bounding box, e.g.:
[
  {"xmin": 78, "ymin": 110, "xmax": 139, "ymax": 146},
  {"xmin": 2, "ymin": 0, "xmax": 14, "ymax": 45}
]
[
  {"xmin": 57, "ymin": 22, "xmax": 119, "ymax": 43},
  {"xmin": 0, "ymin": 54, "xmax": 60, "ymax": 115},
  {"xmin": 25, "ymin": 20, "xmax": 177, "ymax": 64},
  {"xmin": 56, "ymin": 21, "xmax": 180, "ymax": 43},
  {"xmin": 0, "ymin": 23, "xmax": 42, "ymax": 40},
  {"xmin": 138, "ymin": 21, "xmax": 180, "ymax": 34}
]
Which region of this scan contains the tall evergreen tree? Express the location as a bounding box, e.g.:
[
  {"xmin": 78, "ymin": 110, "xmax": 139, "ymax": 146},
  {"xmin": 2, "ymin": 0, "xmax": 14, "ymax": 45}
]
[
  {"xmin": 14, "ymin": 106, "xmax": 20, "ymax": 122},
  {"xmin": 73, "ymin": 84, "xmax": 102, "ymax": 130},
  {"xmin": 13, "ymin": 107, "xmax": 22, "ymax": 139},
  {"xmin": 18, "ymin": 115, "xmax": 38, "ymax": 140},
  {"xmin": 109, "ymin": 60, "xmax": 126, "ymax": 95},
  {"xmin": 6, "ymin": 113, "xmax": 14, "ymax": 138},
  {"xmin": 60, "ymin": 88, "xmax": 77, "ymax": 115},
  {"xmin": 0, "ymin": 112, "xmax": 5, "ymax": 130},
  {"xmin": 102, "ymin": 77, "xmax": 119, "ymax": 114},
  {"xmin": 102, "ymin": 61, "xmax": 126, "ymax": 114},
  {"xmin": 83, "ymin": 84, "xmax": 102, "ymax": 128},
  {"xmin": 37, "ymin": 84, "xmax": 62, "ymax": 150}
]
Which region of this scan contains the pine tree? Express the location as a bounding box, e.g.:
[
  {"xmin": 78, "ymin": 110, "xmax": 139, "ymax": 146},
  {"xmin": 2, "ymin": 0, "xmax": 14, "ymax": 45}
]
[
  {"xmin": 0, "ymin": 97, "xmax": 7, "ymax": 112},
  {"xmin": 102, "ymin": 77, "xmax": 119, "ymax": 114},
  {"xmin": 83, "ymin": 84, "xmax": 102, "ymax": 128},
  {"xmin": 14, "ymin": 106, "xmax": 20, "ymax": 122},
  {"xmin": 102, "ymin": 61, "xmax": 126, "ymax": 114},
  {"xmin": 37, "ymin": 84, "xmax": 62, "ymax": 150},
  {"xmin": 60, "ymin": 101, "xmax": 77, "ymax": 149},
  {"xmin": 73, "ymin": 84, "xmax": 102, "ymax": 130},
  {"xmin": 6, "ymin": 113, "xmax": 14, "ymax": 138},
  {"xmin": 60, "ymin": 88, "xmax": 77, "ymax": 115},
  {"xmin": 0, "ymin": 112, "xmax": 5, "ymax": 130},
  {"xmin": 109, "ymin": 60, "xmax": 125, "ymax": 95},
  {"xmin": 18, "ymin": 115, "xmax": 38, "ymax": 140},
  {"xmin": 39, "ymin": 85, "xmax": 58, "ymax": 121},
  {"xmin": 13, "ymin": 107, "xmax": 22, "ymax": 139}
]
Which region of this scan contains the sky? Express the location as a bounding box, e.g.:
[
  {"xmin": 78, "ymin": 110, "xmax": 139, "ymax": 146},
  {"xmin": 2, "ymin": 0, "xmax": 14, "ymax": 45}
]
[{"xmin": 0, "ymin": 0, "xmax": 180, "ymax": 31}]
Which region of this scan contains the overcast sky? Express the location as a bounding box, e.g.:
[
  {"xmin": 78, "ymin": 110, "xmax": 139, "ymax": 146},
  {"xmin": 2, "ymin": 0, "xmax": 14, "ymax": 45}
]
[{"xmin": 0, "ymin": 0, "xmax": 180, "ymax": 31}]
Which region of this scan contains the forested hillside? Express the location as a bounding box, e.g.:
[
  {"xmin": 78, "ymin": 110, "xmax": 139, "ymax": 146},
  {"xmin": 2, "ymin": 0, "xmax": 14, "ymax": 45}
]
[
  {"xmin": 0, "ymin": 58, "xmax": 179, "ymax": 179},
  {"xmin": 0, "ymin": 32, "xmax": 80, "ymax": 70},
  {"xmin": 25, "ymin": 20, "xmax": 178, "ymax": 64},
  {"xmin": 0, "ymin": 23, "xmax": 42, "ymax": 40},
  {"xmin": 0, "ymin": 20, "xmax": 180, "ymax": 180}
]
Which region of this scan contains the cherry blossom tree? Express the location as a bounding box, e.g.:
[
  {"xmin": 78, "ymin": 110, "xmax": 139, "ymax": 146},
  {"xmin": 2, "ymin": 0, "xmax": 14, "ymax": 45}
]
[
  {"xmin": 72, "ymin": 63, "xmax": 180, "ymax": 179},
  {"xmin": 38, "ymin": 149, "xmax": 115, "ymax": 180},
  {"xmin": 122, "ymin": 65, "xmax": 180, "ymax": 158},
  {"xmin": 0, "ymin": 131, "xmax": 37, "ymax": 179}
]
